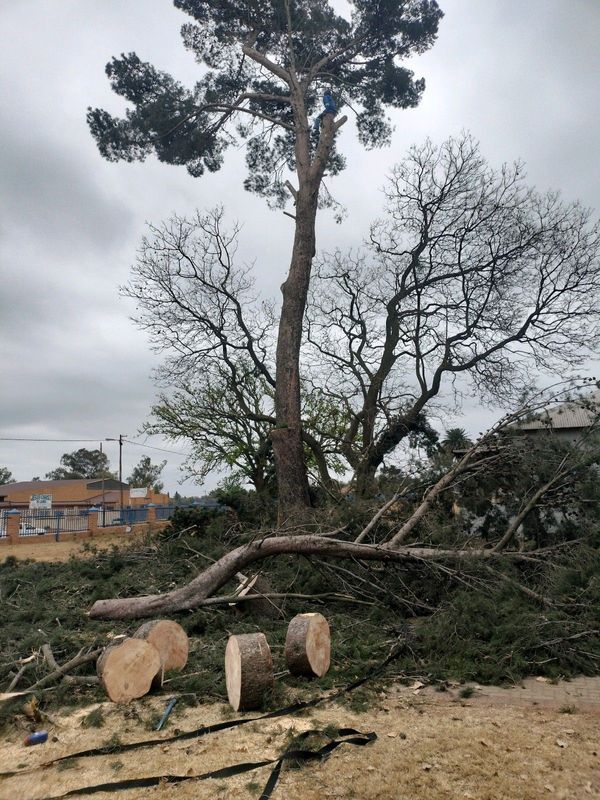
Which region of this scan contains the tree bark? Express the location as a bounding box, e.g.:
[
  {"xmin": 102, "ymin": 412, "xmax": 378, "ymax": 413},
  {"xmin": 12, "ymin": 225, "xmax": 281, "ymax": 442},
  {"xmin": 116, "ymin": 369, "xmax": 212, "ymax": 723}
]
[
  {"xmin": 272, "ymin": 112, "xmax": 345, "ymax": 520},
  {"xmin": 285, "ymin": 612, "xmax": 330, "ymax": 677},
  {"xmin": 88, "ymin": 534, "xmax": 525, "ymax": 620},
  {"xmin": 225, "ymin": 632, "xmax": 273, "ymax": 711}
]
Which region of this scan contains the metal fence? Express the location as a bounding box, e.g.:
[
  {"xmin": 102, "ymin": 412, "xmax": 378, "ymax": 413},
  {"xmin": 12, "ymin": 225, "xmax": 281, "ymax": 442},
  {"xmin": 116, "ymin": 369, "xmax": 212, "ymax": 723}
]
[
  {"xmin": 155, "ymin": 505, "xmax": 176, "ymax": 521},
  {"xmin": 18, "ymin": 509, "xmax": 90, "ymax": 536},
  {"xmin": 98, "ymin": 507, "xmax": 148, "ymax": 528},
  {"xmin": 0, "ymin": 502, "xmax": 223, "ymax": 540}
]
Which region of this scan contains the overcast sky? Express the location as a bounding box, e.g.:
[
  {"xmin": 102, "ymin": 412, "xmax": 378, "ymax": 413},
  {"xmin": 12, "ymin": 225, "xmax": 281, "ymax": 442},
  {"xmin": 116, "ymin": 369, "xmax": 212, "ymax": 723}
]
[{"xmin": 1, "ymin": 1, "xmax": 599, "ymax": 494}]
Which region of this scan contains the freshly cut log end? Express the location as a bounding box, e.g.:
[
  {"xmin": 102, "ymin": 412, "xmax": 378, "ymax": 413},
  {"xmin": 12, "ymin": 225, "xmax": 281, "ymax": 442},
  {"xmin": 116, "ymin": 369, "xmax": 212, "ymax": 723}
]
[
  {"xmin": 133, "ymin": 619, "xmax": 189, "ymax": 672},
  {"xmin": 285, "ymin": 612, "xmax": 330, "ymax": 677},
  {"xmin": 97, "ymin": 638, "xmax": 161, "ymax": 704},
  {"xmin": 225, "ymin": 633, "xmax": 273, "ymax": 712}
]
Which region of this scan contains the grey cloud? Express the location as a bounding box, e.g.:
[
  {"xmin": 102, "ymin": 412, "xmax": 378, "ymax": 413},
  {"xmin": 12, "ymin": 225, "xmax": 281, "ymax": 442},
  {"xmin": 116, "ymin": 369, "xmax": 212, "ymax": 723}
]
[{"xmin": 0, "ymin": 0, "xmax": 599, "ymax": 492}]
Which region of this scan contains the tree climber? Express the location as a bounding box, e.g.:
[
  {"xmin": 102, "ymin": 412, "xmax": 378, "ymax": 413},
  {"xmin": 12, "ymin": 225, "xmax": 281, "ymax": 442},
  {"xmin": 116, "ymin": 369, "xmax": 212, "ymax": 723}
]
[{"xmin": 313, "ymin": 89, "xmax": 337, "ymax": 130}]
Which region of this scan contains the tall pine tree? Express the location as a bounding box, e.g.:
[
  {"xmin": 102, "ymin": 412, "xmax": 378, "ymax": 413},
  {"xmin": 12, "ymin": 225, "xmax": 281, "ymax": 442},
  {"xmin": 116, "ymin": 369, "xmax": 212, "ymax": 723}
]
[{"xmin": 88, "ymin": 0, "xmax": 443, "ymax": 516}]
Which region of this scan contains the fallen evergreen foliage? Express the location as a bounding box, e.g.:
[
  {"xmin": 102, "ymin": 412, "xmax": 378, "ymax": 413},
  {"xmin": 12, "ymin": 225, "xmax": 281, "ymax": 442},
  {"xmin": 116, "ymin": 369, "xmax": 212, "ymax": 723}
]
[{"xmin": 1, "ymin": 517, "xmax": 599, "ymax": 731}]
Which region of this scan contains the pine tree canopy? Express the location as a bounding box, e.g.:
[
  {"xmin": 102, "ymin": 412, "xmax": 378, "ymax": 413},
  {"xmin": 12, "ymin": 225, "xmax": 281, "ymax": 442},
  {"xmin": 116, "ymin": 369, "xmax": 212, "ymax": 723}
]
[{"xmin": 87, "ymin": 0, "xmax": 443, "ymax": 205}]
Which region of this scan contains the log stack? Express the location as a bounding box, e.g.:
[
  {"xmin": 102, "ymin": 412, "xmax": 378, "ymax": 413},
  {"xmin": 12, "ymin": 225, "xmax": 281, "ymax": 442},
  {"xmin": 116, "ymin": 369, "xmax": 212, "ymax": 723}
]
[
  {"xmin": 97, "ymin": 619, "xmax": 190, "ymax": 703},
  {"xmin": 225, "ymin": 632, "xmax": 273, "ymax": 711},
  {"xmin": 284, "ymin": 612, "xmax": 330, "ymax": 677}
]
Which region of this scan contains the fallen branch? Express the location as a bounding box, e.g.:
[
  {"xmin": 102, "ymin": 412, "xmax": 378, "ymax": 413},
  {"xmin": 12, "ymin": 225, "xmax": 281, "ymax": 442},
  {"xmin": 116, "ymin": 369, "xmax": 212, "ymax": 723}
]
[
  {"xmin": 42, "ymin": 644, "xmax": 60, "ymax": 671},
  {"xmin": 201, "ymin": 591, "xmax": 373, "ymax": 607},
  {"xmin": 62, "ymin": 675, "xmax": 100, "ymax": 686},
  {"xmin": 483, "ymin": 566, "xmax": 554, "ymax": 608},
  {"xmin": 88, "ymin": 534, "xmax": 531, "ymax": 620},
  {"xmin": 354, "ymin": 492, "xmax": 400, "ymax": 544},
  {"xmin": 6, "ymin": 663, "xmax": 31, "ymax": 692},
  {"xmin": 24, "ymin": 648, "xmax": 103, "ymax": 692}
]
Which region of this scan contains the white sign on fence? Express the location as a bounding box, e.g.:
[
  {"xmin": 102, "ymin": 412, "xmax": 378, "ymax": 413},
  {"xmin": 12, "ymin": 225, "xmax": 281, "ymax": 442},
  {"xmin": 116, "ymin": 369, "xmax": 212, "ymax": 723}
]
[
  {"xmin": 129, "ymin": 487, "xmax": 148, "ymax": 499},
  {"xmin": 30, "ymin": 493, "xmax": 52, "ymax": 509}
]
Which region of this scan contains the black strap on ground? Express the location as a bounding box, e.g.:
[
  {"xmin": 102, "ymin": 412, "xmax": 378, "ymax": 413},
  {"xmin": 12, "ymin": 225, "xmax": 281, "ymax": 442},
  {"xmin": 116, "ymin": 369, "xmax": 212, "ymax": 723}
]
[
  {"xmin": 39, "ymin": 727, "xmax": 377, "ymax": 800},
  {"xmin": 0, "ymin": 639, "xmax": 403, "ymax": 780}
]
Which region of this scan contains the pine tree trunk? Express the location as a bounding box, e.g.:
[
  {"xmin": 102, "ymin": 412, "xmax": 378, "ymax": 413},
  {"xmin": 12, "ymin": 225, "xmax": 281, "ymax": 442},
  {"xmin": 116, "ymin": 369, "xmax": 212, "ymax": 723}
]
[
  {"xmin": 133, "ymin": 619, "xmax": 189, "ymax": 676},
  {"xmin": 272, "ymin": 112, "xmax": 342, "ymax": 520},
  {"xmin": 272, "ymin": 192, "xmax": 317, "ymax": 518}
]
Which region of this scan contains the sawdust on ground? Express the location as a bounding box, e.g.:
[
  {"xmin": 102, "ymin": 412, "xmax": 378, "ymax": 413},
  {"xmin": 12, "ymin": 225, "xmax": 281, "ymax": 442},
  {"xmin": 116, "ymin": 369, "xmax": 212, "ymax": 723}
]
[{"xmin": 2, "ymin": 683, "xmax": 599, "ymax": 800}]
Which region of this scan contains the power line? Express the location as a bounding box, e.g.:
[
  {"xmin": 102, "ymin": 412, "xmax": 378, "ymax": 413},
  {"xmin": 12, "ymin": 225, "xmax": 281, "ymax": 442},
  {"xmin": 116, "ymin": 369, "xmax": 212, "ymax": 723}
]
[
  {"xmin": 0, "ymin": 436, "xmax": 189, "ymax": 456},
  {"xmin": 0, "ymin": 437, "xmax": 102, "ymax": 442},
  {"xmin": 125, "ymin": 439, "xmax": 189, "ymax": 457},
  {"xmin": 0, "ymin": 435, "xmax": 189, "ymax": 458}
]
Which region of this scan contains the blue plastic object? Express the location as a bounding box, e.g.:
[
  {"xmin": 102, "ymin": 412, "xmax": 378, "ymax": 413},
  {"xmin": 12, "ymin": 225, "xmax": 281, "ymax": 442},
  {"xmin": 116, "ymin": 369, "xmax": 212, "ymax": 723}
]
[
  {"xmin": 155, "ymin": 697, "xmax": 177, "ymax": 731},
  {"xmin": 24, "ymin": 731, "xmax": 48, "ymax": 746}
]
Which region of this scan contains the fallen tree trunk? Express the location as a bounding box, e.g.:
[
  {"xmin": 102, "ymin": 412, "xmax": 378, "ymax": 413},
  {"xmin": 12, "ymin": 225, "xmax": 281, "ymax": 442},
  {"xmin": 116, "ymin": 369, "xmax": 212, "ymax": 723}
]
[{"xmin": 88, "ymin": 535, "xmax": 528, "ymax": 621}]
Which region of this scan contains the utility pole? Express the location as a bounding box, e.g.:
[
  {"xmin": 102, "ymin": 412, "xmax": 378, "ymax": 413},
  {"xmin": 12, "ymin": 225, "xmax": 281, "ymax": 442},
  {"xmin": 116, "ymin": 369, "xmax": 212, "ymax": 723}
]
[
  {"xmin": 106, "ymin": 435, "xmax": 127, "ymax": 512},
  {"xmin": 119, "ymin": 434, "xmax": 124, "ymax": 511}
]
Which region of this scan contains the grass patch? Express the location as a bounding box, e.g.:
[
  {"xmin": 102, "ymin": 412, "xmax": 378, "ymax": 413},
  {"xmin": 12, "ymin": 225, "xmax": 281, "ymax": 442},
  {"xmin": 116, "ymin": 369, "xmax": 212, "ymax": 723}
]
[
  {"xmin": 81, "ymin": 707, "xmax": 105, "ymax": 728},
  {"xmin": 56, "ymin": 758, "xmax": 78, "ymax": 772},
  {"xmin": 559, "ymin": 704, "xmax": 578, "ymax": 714}
]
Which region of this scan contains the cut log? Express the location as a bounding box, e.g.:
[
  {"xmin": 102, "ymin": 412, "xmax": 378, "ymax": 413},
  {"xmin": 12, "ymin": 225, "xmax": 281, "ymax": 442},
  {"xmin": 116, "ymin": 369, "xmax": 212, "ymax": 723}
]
[
  {"xmin": 96, "ymin": 638, "xmax": 161, "ymax": 703},
  {"xmin": 285, "ymin": 612, "xmax": 330, "ymax": 677},
  {"xmin": 225, "ymin": 633, "xmax": 273, "ymax": 711},
  {"xmin": 133, "ymin": 619, "xmax": 189, "ymax": 673}
]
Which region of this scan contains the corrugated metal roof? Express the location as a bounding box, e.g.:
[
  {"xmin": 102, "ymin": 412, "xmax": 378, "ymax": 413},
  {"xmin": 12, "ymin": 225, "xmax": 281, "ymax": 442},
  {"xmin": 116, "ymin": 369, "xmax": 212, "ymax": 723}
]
[{"xmin": 516, "ymin": 390, "xmax": 600, "ymax": 431}]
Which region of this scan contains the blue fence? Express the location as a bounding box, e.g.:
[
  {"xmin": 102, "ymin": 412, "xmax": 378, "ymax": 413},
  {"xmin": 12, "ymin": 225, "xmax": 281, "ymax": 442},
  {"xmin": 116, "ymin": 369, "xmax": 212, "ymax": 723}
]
[
  {"xmin": 18, "ymin": 510, "xmax": 89, "ymax": 536},
  {"xmin": 98, "ymin": 507, "xmax": 148, "ymax": 528},
  {"xmin": 0, "ymin": 502, "xmax": 224, "ymax": 540},
  {"xmin": 155, "ymin": 505, "xmax": 176, "ymax": 521}
]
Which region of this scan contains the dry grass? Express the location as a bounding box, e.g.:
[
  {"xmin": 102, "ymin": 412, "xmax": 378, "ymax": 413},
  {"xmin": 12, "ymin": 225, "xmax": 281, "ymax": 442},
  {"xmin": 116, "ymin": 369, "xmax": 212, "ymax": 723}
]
[
  {"xmin": 2, "ymin": 686, "xmax": 599, "ymax": 799},
  {"xmin": 0, "ymin": 532, "xmax": 147, "ymax": 563}
]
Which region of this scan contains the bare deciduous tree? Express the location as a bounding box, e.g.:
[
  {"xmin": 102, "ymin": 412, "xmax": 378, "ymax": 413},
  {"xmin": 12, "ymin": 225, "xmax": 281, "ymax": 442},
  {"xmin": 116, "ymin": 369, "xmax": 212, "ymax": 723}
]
[{"xmin": 306, "ymin": 134, "xmax": 600, "ymax": 495}]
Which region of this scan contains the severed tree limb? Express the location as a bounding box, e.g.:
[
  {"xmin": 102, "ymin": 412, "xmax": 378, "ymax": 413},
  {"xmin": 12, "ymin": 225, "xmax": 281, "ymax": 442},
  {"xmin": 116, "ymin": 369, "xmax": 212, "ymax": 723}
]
[
  {"xmin": 199, "ymin": 590, "xmax": 372, "ymax": 607},
  {"xmin": 63, "ymin": 675, "xmax": 100, "ymax": 686},
  {"xmin": 42, "ymin": 643, "xmax": 100, "ymax": 686},
  {"xmin": 24, "ymin": 649, "xmax": 103, "ymax": 692},
  {"xmin": 483, "ymin": 566, "xmax": 554, "ymax": 608},
  {"xmin": 42, "ymin": 643, "xmax": 60, "ymax": 671},
  {"xmin": 354, "ymin": 492, "xmax": 401, "ymax": 543},
  {"xmin": 88, "ymin": 535, "xmax": 530, "ymax": 620},
  {"xmin": 7, "ymin": 663, "xmax": 31, "ymax": 692}
]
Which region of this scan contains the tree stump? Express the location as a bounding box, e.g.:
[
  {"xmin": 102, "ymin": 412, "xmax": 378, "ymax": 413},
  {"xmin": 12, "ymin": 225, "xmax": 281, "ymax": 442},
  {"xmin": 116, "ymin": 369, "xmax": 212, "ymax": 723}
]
[
  {"xmin": 284, "ymin": 612, "xmax": 330, "ymax": 677},
  {"xmin": 133, "ymin": 619, "xmax": 189, "ymax": 675},
  {"xmin": 225, "ymin": 632, "xmax": 273, "ymax": 711},
  {"xmin": 96, "ymin": 638, "xmax": 161, "ymax": 703}
]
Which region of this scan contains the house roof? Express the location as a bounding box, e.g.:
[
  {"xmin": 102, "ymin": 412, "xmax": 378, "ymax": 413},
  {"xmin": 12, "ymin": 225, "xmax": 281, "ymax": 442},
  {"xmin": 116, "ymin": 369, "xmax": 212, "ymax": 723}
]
[
  {"xmin": 0, "ymin": 478, "xmax": 128, "ymax": 493},
  {"xmin": 515, "ymin": 391, "xmax": 600, "ymax": 432}
]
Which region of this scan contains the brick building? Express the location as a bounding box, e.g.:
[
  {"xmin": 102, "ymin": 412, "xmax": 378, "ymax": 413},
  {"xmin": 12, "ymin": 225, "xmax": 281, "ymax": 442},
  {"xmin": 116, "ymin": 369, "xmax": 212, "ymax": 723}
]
[{"xmin": 0, "ymin": 479, "xmax": 169, "ymax": 510}]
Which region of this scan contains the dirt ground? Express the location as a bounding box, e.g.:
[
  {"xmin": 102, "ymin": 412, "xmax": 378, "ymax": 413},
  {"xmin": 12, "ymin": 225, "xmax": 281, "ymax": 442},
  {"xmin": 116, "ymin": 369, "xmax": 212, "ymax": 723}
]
[
  {"xmin": 0, "ymin": 531, "xmax": 146, "ymax": 563},
  {"xmin": 1, "ymin": 683, "xmax": 599, "ymax": 800}
]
